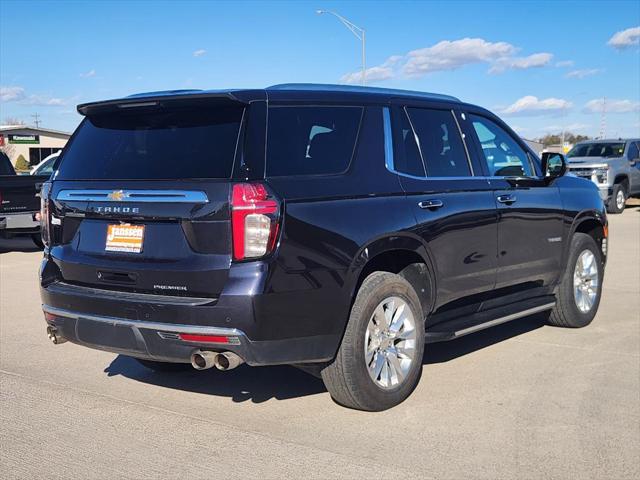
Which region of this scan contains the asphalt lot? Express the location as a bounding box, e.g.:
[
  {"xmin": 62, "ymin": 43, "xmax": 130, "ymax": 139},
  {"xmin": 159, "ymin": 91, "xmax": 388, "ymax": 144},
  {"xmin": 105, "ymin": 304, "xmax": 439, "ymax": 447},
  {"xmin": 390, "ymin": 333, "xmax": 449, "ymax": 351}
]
[{"xmin": 1, "ymin": 205, "xmax": 638, "ymax": 480}]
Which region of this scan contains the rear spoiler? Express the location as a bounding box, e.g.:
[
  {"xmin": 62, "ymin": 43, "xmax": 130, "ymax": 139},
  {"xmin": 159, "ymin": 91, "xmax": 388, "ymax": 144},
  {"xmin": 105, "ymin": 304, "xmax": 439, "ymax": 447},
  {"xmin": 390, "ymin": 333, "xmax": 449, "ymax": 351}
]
[{"xmin": 77, "ymin": 89, "xmax": 266, "ymax": 116}]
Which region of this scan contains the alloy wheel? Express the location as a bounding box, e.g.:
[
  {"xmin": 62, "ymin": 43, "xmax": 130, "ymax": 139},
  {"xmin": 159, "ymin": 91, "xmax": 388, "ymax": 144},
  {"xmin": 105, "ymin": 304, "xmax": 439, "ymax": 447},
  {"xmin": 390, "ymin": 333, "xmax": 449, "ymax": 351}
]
[
  {"xmin": 573, "ymin": 250, "xmax": 599, "ymax": 313},
  {"xmin": 364, "ymin": 296, "xmax": 417, "ymax": 389}
]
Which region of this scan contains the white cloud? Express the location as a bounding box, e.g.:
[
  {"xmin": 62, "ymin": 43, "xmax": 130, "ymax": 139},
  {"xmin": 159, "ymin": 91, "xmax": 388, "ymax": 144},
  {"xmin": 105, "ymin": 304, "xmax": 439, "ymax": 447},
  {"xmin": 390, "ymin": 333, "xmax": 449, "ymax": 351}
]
[
  {"xmin": 542, "ymin": 123, "xmax": 590, "ymax": 132},
  {"xmin": 489, "ymin": 52, "xmax": 553, "ymax": 74},
  {"xmin": 501, "ymin": 95, "xmax": 572, "ymax": 116},
  {"xmin": 0, "ymin": 85, "xmax": 67, "ymax": 106},
  {"xmin": 555, "ymin": 60, "xmax": 574, "ymax": 67},
  {"xmin": 341, "ymin": 54, "xmax": 403, "ymax": 84},
  {"xmin": 583, "ymin": 98, "xmax": 640, "ymax": 113},
  {"xmin": 607, "ymin": 26, "xmax": 640, "ymax": 49},
  {"xmin": 341, "ymin": 37, "xmax": 556, "ymax": 82},
  {"xmin": 565, "ymin": 68, "xmax": 602, "ymax": 79},
  {"xmin": 341, "ymin": 66, "xmax": 394, "ymax": 84},
  {"xmin": 0, "ymin": 86, "xmax": 25, "ymax": 102},
  {"xmin": 404, "ymin": 38, "xmax": 516, "ymax": 75},
  {"xmin": 193, "ymin": 49, "xmax": 207, "ymax": 57},
  {"xmin": 80, "ymin": 69, "xmax": 96, "ymax": 78}
]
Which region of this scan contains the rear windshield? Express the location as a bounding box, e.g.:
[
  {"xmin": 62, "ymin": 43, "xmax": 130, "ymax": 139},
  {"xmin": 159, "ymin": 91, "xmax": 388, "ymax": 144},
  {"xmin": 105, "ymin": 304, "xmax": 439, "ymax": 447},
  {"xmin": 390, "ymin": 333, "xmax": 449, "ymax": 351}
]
[
  {"xmin": 56, "ymin": 107, "xmax": 244, "ymax": 180},
  {"xmin": 567, "ymin": 142, "xmax": 625, "ymax": 158}
]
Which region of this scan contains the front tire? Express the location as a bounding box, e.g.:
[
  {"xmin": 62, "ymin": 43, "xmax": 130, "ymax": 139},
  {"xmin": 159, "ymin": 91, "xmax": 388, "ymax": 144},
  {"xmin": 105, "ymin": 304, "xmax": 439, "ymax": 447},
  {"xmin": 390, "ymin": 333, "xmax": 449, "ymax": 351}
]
[
  {"xmin": 321, "ymin": 272, "xmax": 425, "ymax": 411},
  {"xmin": 607, "ymin": 184, "xmax": 626, "ymax": 214},
  {"xmin": 548, "ymin": 233, "xmax": 603, "ymax": 328}
]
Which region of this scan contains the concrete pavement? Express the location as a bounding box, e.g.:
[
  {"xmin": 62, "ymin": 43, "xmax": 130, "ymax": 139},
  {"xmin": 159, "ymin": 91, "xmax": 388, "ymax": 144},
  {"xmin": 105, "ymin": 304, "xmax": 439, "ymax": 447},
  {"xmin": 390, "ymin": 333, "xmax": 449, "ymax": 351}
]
[{"xmin": 1, "ymin": 206, "xmax": 638, "ymax": 479}]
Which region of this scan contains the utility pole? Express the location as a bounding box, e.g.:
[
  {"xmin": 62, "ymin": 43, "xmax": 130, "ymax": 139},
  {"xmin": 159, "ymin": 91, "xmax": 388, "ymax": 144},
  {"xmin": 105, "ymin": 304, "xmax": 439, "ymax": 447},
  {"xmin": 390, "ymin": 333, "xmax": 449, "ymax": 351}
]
[
  {"xmin": 599, "ymin": 97, "xmax": 606, "ymax": 139},
  {"xmin": 31, "ymin": 113, "xmax": 41, "ymax": 129}
]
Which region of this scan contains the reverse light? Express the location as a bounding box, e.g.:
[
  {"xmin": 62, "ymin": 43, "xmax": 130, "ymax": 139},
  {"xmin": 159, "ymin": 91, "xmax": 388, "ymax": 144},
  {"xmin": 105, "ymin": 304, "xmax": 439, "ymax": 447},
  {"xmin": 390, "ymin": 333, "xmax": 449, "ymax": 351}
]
[{"xmin": 231, "ymin": 183, "xmax": 280, "ymax": 261}]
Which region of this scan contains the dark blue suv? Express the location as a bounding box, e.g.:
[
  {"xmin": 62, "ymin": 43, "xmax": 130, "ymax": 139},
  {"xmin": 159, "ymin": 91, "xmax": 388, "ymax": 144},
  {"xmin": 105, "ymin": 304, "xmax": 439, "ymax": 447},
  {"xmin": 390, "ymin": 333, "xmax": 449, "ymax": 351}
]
[{"xmin": 39, "ymin": 84, "xmax": 607, "ymax": 410}]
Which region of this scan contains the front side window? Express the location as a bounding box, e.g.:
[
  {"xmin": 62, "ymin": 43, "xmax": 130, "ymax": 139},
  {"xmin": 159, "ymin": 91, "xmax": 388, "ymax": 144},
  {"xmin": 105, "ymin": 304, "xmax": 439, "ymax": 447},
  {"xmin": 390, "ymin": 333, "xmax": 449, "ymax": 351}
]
[
  {"xmin": 266, "ymin": 106, "xmax": 362, "ymax": 176},
  {"xmin": 406, "ymin": 108, "xmax": 471, "ymax": 177},
  {"xmin": 626, "ymin": 142, "xmax": 639, "ymax": 160},
  {"xmin": 468, "ymin": 114, "xmax": 532, "ymax": 177}
]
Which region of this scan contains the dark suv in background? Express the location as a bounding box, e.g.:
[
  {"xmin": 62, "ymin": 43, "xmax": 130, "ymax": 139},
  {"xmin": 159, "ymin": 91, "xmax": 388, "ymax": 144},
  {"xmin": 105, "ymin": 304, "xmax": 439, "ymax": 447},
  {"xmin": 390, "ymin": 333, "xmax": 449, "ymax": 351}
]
[{"xmin": 40, "ymin": 84, "xmax": 607, "ymax": 410}]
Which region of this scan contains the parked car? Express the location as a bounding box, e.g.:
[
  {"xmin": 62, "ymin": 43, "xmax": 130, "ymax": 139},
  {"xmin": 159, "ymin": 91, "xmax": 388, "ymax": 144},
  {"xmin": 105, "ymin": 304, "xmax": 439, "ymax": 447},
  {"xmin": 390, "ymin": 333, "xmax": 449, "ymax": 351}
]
[
  {"xmin": 1, "ymin": 151, "xmax": 48, "ymax": 247},
  {"xmin": 566, "ymin": 138, "xmax": 640, "ymax": 213},
  {"xmin": 39, "ymin": 85, "xmax": 607, "ymax": 410},
  {"xmin": 30, "ymin": 151, "xmax": 61, "ymax": 177}
]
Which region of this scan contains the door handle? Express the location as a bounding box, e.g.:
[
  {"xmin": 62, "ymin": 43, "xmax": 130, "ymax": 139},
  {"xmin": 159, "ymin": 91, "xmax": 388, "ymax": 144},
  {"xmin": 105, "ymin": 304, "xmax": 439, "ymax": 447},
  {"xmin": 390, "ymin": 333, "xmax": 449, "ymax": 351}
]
[
  {"xmin": 497, "ymin": 194, "xmax": 517, "ymax": 204},
  {"xmin": 418, "ymin": 199, "xmax": 444, "ymax": 209}
]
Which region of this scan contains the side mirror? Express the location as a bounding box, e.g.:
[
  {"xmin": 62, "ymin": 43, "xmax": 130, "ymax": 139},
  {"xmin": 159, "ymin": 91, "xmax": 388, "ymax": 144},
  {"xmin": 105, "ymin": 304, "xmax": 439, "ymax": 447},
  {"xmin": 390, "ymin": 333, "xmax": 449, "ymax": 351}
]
[
  {"xmin": 541, "ymin": 152, "xmax": 567, "ymax": 179},
  {"xmin": 630, "ymin": 158, "xmax": 639, "ymax": 167}
]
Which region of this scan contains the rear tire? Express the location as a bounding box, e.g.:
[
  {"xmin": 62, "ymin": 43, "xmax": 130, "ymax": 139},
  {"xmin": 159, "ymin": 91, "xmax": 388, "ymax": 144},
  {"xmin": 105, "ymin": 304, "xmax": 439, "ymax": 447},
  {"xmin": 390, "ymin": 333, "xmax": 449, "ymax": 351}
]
[
  {"xmin": 321, "ymin": 272, "xmax": 425, "ymax": 411},
  {"xmin": 548, "ymin": 233, "xmax": 602, "ymax": 328},
  {"xmin": 607, "ymin": 184, "xmax": 626, "ymax": 214},
  {"xmin": 32, "ymin": 234, "xmax": 44, "ymax": 249},
  {"xmin": 134, "ymin": 358, "xmax": 192, "ymax": 372}
]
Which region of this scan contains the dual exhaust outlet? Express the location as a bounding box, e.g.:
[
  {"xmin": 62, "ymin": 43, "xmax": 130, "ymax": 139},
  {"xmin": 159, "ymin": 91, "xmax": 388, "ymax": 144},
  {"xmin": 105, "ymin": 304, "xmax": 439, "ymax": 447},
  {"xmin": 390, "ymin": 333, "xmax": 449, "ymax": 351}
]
[
  {"xmin": 46, "ymin": 326, "xmax": 242, "ymax": 371},
  {"xmin": 190, "ymin": 350, "xmax": 243, "ymax": 371}
]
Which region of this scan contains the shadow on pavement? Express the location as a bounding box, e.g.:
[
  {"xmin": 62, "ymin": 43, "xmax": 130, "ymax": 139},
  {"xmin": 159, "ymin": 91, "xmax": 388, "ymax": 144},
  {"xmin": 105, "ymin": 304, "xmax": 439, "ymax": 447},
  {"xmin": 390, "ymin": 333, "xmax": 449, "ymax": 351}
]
[
  {"xmin": 104, "ymin": 356, "xmax": 328, "ymax": 403},
  {"xmin": 104, "ymin": 313, "xmax": 547, "ymax": 403},
  {"xmin": 0, "ymin": 237, "xmax": 42, "ymax": 254}
]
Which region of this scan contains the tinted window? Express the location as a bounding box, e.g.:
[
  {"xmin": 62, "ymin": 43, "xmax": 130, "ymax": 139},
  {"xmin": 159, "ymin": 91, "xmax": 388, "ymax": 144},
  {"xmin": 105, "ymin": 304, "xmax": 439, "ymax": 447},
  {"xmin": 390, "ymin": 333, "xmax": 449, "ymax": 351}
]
[
  {"xmin": 469, "ymin": 114, "xmax": 532, "ymax": 177},
  {"xmin": 407, "ymin": 108, "xmax": 470, "ymax": 177},
  {"xmin": 627, "ymin": 142, "xmax": 639, "ymax": 160},
  {"xmin": 567, "ymin": 142, "xmax": 625, "ymax": 158},
  {"xmin": 266, "ymin": 106, "xmax": 362, "ymax": 176},
  {"xmin": 391, "ymin": 108, "xmax": 425, "ymax": 177},
  {"xmin": 56, "ymin": 107, "xmax": 244, "ymax": 180}
]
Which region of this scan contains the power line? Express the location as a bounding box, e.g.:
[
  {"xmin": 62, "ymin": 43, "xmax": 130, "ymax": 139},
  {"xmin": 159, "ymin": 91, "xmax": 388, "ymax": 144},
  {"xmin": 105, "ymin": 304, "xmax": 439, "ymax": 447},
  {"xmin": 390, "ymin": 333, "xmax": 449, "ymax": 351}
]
[{"xmin": 31, "ymin": 113, "xmax": 41, "ymax": 128}]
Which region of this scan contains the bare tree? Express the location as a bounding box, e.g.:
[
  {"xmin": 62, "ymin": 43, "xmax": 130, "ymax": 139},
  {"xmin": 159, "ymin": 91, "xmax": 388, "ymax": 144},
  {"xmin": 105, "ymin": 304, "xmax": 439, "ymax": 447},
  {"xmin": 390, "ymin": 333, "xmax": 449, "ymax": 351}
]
[{"xmin": 3, "ymin": 117, "xmax": 26, "ymax": 126}]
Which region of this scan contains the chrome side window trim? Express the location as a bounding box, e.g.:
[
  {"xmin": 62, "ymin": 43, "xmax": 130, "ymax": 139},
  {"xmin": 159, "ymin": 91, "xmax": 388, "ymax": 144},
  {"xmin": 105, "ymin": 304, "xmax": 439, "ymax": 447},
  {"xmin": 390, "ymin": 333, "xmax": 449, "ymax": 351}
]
[
  {"xmin": 56, "ymin": 189, "xmax": 210, "ymax": 203},
  {"xmin": 402, "ymin": 106, "xmax": 428, "ymax": 177}
]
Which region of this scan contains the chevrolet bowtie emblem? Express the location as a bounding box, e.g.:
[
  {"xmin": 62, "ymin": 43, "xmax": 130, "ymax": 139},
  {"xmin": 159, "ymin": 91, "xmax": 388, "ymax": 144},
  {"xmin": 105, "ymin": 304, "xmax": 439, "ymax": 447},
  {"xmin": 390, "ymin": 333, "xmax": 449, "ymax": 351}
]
[{"xmin": 108, "ymin": 190, "xmax": 126, "ymax": 201}]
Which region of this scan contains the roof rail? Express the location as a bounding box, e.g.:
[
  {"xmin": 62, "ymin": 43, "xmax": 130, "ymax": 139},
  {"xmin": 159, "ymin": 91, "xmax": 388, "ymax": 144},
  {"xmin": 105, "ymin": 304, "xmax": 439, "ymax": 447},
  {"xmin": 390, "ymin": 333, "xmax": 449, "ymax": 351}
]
[{"xmin": 267, "ymin": 83, "xmax": 460, "ymax": 102}]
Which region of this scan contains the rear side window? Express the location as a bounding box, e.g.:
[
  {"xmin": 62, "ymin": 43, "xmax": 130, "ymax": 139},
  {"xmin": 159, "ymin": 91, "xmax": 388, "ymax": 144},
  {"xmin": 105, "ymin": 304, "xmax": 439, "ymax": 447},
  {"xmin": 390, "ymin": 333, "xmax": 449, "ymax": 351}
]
[
  {"xmin": 56, "ymin": 107, "xmax": 244, "ymax": 180},
  {"xmin": 266, "ymin": 106, "xmax": 362, "ymax": 176},
  {"xmin": 391, "ymin": 108, "xmax": 426, "ymax": 177},
  {"xmin": 406, "ymin": 108, "xmax": 471, "ymax": 177}
]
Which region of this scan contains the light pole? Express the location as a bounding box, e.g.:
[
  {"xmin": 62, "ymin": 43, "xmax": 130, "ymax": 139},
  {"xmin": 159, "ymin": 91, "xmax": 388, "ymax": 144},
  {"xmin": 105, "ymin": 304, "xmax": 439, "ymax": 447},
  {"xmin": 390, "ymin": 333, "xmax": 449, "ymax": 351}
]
[{"xmin": 316, "ymin": 9, "xmax": 366, "ymax": 85}]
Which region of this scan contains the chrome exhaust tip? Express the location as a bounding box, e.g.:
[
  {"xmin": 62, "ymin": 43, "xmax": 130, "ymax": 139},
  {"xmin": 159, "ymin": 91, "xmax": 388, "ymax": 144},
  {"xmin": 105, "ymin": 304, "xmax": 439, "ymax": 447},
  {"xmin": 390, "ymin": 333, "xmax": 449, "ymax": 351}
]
[
  {"xmin": 190, "ymin": 350, "xmax": 217, "ymax": 370},
  {"xmin": 47, "ymin": 326, "xmax": 66, "ymax": 345},
  {"xmin": 213, "ymin": 352, "xmax": 244, "ymax": 371}
]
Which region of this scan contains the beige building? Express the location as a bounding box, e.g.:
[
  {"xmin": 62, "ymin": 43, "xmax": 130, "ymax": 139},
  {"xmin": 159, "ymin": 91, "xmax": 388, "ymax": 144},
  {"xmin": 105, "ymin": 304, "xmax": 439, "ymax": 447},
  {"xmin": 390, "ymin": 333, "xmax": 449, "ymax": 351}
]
[{"xmin": 0, "ymin": 125, "xmax": 70, "ymax": 169}]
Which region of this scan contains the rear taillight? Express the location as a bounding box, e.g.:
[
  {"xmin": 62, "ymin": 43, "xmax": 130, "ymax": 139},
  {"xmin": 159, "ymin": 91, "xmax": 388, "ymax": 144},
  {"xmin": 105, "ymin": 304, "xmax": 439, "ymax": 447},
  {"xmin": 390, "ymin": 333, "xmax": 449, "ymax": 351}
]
[
  {"xmin": 40, "ymin": 182, "xmax": 52, "ymax": 247},
  {"xmin": 231, "ymin": 183, "xmax": 280, "ymax": 261}
]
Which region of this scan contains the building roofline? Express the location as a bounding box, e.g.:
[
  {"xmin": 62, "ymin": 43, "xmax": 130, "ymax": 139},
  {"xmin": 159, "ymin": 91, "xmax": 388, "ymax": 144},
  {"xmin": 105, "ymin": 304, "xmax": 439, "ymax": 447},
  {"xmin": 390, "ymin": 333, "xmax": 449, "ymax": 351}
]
[{"xmin": 0, "ymin": 125, "xmax": 71, "ymax": 137}]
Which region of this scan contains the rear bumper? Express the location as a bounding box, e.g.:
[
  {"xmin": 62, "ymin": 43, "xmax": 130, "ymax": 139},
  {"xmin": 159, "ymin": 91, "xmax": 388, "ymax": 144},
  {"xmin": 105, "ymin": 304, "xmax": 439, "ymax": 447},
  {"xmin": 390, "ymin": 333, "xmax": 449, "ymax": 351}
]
[
  {"xmin": 0, "ymin": 211, "xmax": 40, "ymax": 235},
  {"xmin": 39, "ymin": 266, "xmax": 339, "ymax": 366}
]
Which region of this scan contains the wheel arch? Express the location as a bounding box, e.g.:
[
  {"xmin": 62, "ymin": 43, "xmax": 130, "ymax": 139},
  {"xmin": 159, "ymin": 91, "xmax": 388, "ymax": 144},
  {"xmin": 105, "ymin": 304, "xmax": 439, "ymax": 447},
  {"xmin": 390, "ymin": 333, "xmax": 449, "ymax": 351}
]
[
  {"xmin": 346, "ymin": 233, "xmax": 437, "ymax": 319},
  {"xmin": 566, "ymin": 211, "xmax": 607, "ymax": 268},
  {"xmin": 613, "ymin": 174, "xmax": 629, "ymax": 189}
]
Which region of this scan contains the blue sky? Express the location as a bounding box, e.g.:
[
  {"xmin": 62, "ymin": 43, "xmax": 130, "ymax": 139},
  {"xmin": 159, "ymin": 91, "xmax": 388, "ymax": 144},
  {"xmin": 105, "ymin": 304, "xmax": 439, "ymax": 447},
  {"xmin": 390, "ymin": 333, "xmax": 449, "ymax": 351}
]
[{"xmin": 1, "ymin": 0, "xmax": 639, "ymax": 139}]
